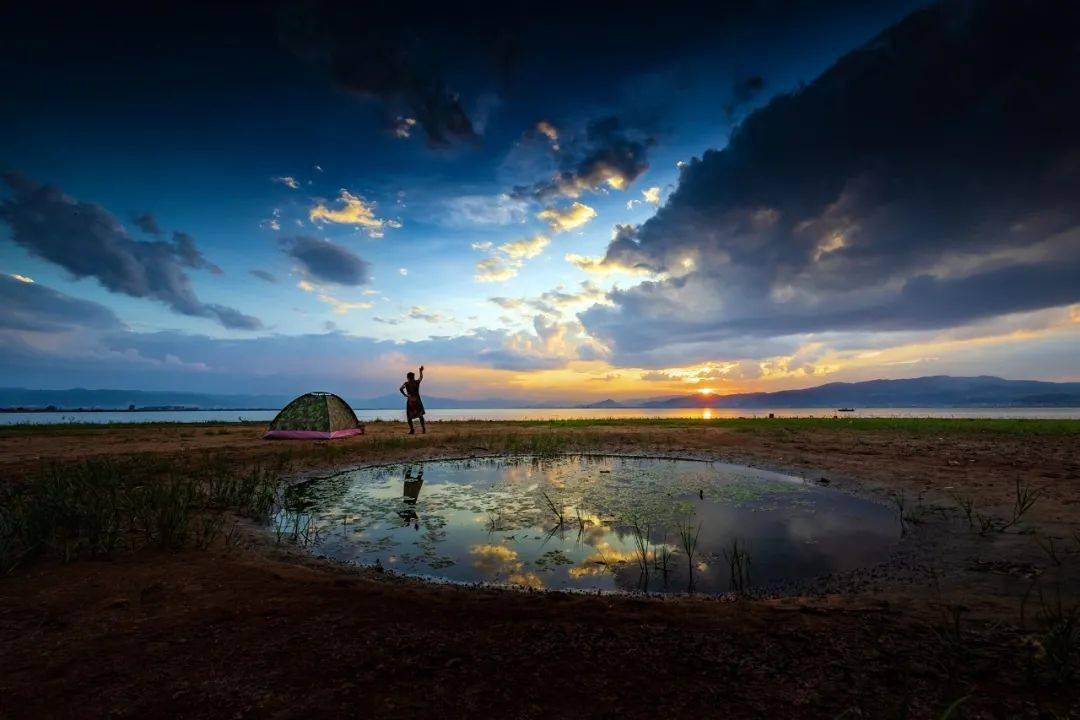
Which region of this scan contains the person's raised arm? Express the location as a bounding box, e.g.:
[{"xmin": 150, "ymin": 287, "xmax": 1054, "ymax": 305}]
[{"xmin": 418, "ymin": 365, "xmax": 424, "ymax": 383}]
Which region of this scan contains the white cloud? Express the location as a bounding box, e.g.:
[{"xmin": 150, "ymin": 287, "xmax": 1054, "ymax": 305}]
[
  {"xmin": 442, "ymin": 194, "xmax": 529, "ymax": 227},
  {"xmin": 488, "ymin": 297, "xmax": 523, "ymax": 310},
  {"xmin": 317, "ymin": 293, "xmax": 375, "ymax": 315},
  {"xmin": 473, "ymin": 233, "xmax": 551, "ymax": 282},
  {"xmin": 261, "ymin": 208, "xmax": 282, "ymax": 231},
  {"xmin": 475, "ymin": 256, "xmax": 520, "ymax": 283},
  {"xmin": 272, "ymin": 176, "xmax": 300, "ymax": 189},
  {"xmin": 408, "ymin": 305, "xmax": 450, "ymax": 323},
  {"xmin": 10, "ymin": 273, "xmax": 34, "ymax": 284},
  {"xmin": 490, "ymin": 281, "xmax": 612, "ymax": 321},
  {"xmin": 394, "ymin": 116, "xmax": 417, "ymax": 138},
  {"xmin": 642, "ymin": 186, "xmax": 661, "ymax": 205},
  {"xmin": 296, "ymin": 277, "xmax": 374, "ymax": 314}
]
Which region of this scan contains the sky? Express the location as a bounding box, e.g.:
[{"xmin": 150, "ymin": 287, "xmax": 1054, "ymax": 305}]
[{"xmin": 1, "ymin": 0, "xmax": 1078, "ymax": 403}]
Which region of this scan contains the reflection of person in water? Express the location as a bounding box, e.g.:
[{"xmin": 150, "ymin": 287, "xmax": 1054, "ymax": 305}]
[
  {"xmin": 398, "ymin": 467, "xmax": 424, "ymax": 528},
  {"xmin": 399, "ymin": 365, "xmax": 426, "ymax": 435}
]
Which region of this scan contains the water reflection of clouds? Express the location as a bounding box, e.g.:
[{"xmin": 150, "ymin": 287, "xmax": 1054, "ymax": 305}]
[
  {"xmin": 470, "ymin": 543, "xmax": 547, "ymax": 589},
  {"xmin": 283, "ymin": 456, "xmax": 898, "ymax": 594},
  {"xmin": 567, "ymin": 542, "xmax": 638, "ymax": 579},
  {"xmin": 507, "ymin": 572, "xmax": 545, "ymax": 589},
  {"xmin": 470, "ymin": 543, "xmax": 522, "ymax": 575}
]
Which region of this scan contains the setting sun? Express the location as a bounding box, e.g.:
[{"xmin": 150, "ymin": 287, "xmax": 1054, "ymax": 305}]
[{"xmin": 698, "ymin": 387, "xmax": 716, "ymax": 395}]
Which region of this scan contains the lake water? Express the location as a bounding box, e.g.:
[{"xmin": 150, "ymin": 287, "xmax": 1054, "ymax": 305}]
[
  {"xmin": 273, "ymin": 455, "xmax": 899, "ymax": 595},
  {"xmin": 1, "ymin": 406, "xmax": 1077, "ymax": 425}
]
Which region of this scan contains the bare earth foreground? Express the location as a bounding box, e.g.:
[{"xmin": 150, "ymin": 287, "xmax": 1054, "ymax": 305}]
[{"xmin": 1, "ymin": 419, "xmax": 1078, "ymax": 719}]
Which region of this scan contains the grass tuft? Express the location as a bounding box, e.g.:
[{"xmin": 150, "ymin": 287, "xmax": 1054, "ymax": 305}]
[{"xmin": 0, "ymin": 454, "xmax": 287, "ymax": 574}]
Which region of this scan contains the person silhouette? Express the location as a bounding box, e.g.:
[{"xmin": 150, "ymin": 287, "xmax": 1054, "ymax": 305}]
[{"xmin": 399, "ymin": 365, "xmax": 426, "ymax": 434}]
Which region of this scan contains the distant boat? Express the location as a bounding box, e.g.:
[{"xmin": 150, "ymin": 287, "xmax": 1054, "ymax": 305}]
[{"xmin": 837, "ymin": 407, "xmax": 855, "ymax": 412}]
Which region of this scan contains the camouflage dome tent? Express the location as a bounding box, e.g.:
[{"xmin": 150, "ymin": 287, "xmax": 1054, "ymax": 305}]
[{"xmin": 264, "ymin": 392, "xmax": 365, "ymax": 439}]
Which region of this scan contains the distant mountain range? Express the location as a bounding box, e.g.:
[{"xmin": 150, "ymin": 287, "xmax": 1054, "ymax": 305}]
[
  {"xmin": 349, "ymin": 393, "xmax": 557, "ymax": 410},
  {"xmin": 2, "ymin": 376, "xmax": 1078, "ymax": 411},
  {"xmin": 582, "ymin": 376, "xmax": 1080, "ymax": 409},
  {"xmin": 0, "ymin": 387, "xmax": 556, "ymax": 411},
  {"xmin": 0, "ymin": 388, "xmax": 291, "ymax": 410},
  {"xmin": 577, "ymin": 399, "xmax": 626, "ymax": 409}
]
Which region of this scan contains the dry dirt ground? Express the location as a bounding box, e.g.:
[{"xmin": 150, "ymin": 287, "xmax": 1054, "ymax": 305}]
[{"xmin": 1, "ymin": 420, "xmax": 1079, "ymax": 719}]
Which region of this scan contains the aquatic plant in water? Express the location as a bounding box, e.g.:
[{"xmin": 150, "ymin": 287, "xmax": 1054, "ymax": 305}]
[
  {"xmin": 723, "ymin": 538, "xmax": 752, "ymax": 594},
  {"xmin": 272, "ymin": 456, "xmax": 896, "ymax": 595}
]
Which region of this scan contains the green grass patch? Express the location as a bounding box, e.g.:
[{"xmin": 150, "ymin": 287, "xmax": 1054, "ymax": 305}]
[
  {"xmin": 0, "ymin": 454, "xmax": 288, "ymax": 574},
  {"xmin": 0, "ymin": 420, "xmax": 268, "ymax": 436},
  {"xmin": 3, "ymin": 416, "xmax": 1076, "ymax": 437},
  {"xmin": 469, "ymin": 417, "xmax": 1080, "ymax": 435}
]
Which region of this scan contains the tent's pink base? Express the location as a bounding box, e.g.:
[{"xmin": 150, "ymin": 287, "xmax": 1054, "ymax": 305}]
[{"xmin": 263, "ymin": 427, "xmax": 365, "ymax": 440}]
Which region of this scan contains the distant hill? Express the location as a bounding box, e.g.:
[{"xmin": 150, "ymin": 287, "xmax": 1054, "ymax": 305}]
[
  {"xmin": 2, "ymin": 376, "xmax": 1077, "ymax": 411},
  {"xmin": 639, "ymin": 376, "xmax": 1080, "ymax": 408},
  {"xmin": 0, "ymin": 387, "xmax": 291, "ymax": 410},
  {"xmin": 350, "ymin": 393, "xmax": 556, "ymax": 410},
  {"xmin": 0, "ymin": 388, "xmax": 556, "ymax": 411},
  {"xmin": 577, "ymin": 399, "xmax": 627, "ymax": 409}
]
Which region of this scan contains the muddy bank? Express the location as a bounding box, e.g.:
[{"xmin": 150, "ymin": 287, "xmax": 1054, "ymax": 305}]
[
  {"xmin": 3, "ymin": 419, "xmax": 1078, "ymax": 517},
  {"xmin": 1, "ymin": 420, "xmax": 1078, "ymax": 718}
]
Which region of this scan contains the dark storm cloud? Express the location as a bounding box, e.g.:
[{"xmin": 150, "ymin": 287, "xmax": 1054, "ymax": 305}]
[
  {"xmin": 0, "ymin": 173, "xmax": 261, "ymax": 331},
  {"xmin": 277, "ymin": 2, "xmax": 836, "ymax": 150},
  {"xmin": 725, "ymin": 75, "xmax": 765, "ymax": 116},
  {"xmin": 0, "ymin": 275, "xmax": 121, "ymax": 332},
  {"xmin": 580, "ymin": 0, "xmax": 1080, "ymax": 362},
  {"xmin": 280, "ymin": 235, "xmax": 371, "ymax": 286},
  {"xmin": 249, "ymin": 269, "xmax": 278, "ymax": 283},
  {"xmin": 512, "ymin": 117, "xmax": 655, "ymax": 201},
  {"xmin": 278, "ymin": 2, "xmax": 477, "ymax": 148},
  {"xmin": 585, "ymin": 259, "xmax": 1080, "ymax": 356},
  {"xmin": 172, "ymin": 232, "xmax": 223, "ymax": 275},
  {"xmin": 133, "ymin": 212, "xmax": 162, "ymax": 237}
]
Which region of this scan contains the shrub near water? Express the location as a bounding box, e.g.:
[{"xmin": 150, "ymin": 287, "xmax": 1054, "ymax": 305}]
[{"xmin": 0, "ymin": 455, "xmax": 286, "ymax": 574}]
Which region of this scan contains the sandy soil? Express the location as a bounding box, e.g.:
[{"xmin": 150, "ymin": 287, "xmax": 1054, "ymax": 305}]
[{"xmin": 1, "ymin": 420, "xmax": 1078, "ymax": 718}]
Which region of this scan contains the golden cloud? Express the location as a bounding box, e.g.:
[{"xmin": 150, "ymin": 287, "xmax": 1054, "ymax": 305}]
[
  {"xmin": 499, "ymin": 234, "xmax": 550, "ymax": 260},
  {"xmin": 565, "ymin": 253, "xmax": 656, "ymax": 277},
  {"xmin": 536, "ymin": 120, "xmax": 558, "ymax": 144},
  {"xmin": 309, "ymin": 189, "xmax": 390, "ymax": 232},
  {"xmin": 475, "ymin": 255, "xmax": 521, "ymax": 283},
  {"xmin": 536, "ymin": 202, "xmax": 597, "ymax": 233},
  {"xmin": 317, "ymin": 293, "xmax": 375, "ymax": 315}
]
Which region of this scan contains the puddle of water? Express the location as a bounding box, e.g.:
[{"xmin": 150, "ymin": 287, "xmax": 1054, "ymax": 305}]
[{"xmin": 273, "ymin": 456, "xmax": 899, "ymax": 594}]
